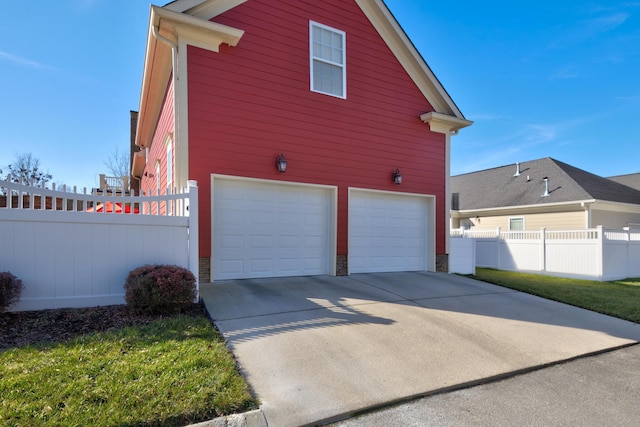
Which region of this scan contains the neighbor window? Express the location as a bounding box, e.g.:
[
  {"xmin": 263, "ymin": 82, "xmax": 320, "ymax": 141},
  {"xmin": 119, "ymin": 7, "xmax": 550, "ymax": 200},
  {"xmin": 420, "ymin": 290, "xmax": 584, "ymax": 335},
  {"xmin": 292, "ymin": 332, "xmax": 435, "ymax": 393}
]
[
  {"xmin": 509, "ymin": 217, "xmax": 525, "ymax": 231},
  {"xmin": 310, "ymin": 21, "xmax": 346, "ymax": 98}
]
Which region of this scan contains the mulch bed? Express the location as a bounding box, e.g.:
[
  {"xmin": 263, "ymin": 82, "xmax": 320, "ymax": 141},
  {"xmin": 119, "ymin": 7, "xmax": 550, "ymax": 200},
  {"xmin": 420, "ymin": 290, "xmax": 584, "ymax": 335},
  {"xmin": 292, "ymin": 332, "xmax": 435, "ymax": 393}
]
[{"xmin": 0, "ymin": 303, "xmax": 207, "ymax": 349}]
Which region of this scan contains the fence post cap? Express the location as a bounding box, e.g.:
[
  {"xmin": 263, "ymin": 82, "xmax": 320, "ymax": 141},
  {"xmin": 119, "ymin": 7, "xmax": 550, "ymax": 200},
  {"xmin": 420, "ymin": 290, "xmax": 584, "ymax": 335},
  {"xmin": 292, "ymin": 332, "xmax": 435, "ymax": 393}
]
[{"xmin": 187, "ymin": 180, "xmax": 198, "ymax": 188}]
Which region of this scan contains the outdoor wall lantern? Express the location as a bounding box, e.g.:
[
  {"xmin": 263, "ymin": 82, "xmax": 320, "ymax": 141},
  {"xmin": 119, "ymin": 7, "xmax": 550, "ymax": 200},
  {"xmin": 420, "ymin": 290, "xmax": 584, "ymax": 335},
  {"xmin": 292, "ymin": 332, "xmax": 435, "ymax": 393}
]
[
  {"xmin": 276, "ymin": 153, "xmax": 287, "ymax": 173},
  {"xmin": 392, "ymin": 168, "xmax": 402, "ymax": 185}
]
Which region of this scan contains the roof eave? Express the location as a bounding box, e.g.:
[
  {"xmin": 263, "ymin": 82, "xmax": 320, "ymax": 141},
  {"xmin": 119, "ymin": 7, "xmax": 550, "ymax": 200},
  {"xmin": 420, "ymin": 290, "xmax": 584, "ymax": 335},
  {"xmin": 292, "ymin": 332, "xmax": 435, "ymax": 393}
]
[
  {"xmin": 355, "ymin": 0, "xmax": 468, "ymax": 120},
  {"xmin": 134, "ymin": 4, "xmax": 244, "ymax": 150},
  {"xmin": 452, "ymin": 200, "xmax": 597, "ymax": 216},
  {"xmin": 420, "ymin": 111, "xmax": 472, "ymax": 134},
  {"xmin": 165, "ymin": 0, "xmax": 248, "ymax": 19}
]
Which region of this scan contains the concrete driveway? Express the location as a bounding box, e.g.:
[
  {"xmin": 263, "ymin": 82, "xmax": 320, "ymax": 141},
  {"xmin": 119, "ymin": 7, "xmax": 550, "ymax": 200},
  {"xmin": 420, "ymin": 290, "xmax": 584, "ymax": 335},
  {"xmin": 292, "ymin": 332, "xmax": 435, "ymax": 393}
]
[{"xmin": 200, "ymin": 272, "xmax": 640, "ymax": 427}]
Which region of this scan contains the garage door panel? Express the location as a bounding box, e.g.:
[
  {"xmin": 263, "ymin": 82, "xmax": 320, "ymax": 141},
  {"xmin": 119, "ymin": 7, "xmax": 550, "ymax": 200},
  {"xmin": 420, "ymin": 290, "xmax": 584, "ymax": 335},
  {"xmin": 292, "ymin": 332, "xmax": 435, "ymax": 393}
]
[
  {"xmin": 251, "ymin": 259, "xmax": 273, "ymax": 273},
  {"xmin": 251, "ymin": 235, "xmax": 273, "ymax": 248},
  {"xmin": 220, "ymin": 234, "xmax": 244, "ymax": 249},
  {"xmin": 214, "ymin": 179, "xmax": 332, "ymax": 280},
  {"xmin": 220, "ymin": 259, "xmax": 244, "ymax": 275},
  {"xmin": 349, "ymin": 190, "xmax": 428, "ymax": 274},
  {"xmin": 279, "ymin": 212, "xmax": 300, "ymax": 226},
  {"xmin": 279, "ymin": 235, "xmax": 299, "ymax": 248}
]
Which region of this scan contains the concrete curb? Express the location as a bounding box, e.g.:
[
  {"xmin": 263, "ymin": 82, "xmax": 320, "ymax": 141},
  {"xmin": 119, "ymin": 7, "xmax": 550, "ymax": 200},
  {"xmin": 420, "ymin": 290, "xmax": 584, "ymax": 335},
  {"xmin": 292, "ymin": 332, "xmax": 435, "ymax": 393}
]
[{"xmin": 186, "ymin": 409, "xmax": 267, "ymax": 427}]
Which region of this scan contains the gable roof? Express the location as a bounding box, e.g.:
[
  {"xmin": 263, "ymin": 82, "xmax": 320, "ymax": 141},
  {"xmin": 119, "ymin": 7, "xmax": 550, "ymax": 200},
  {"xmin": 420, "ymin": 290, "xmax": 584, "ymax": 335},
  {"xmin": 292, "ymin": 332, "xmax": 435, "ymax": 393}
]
[
  {"xmin": 135, "ymin": 0, "xmax": 471, "ymax": 151},
  {"xmin": 608, "ymin": 173, "xmax": 640, "ymax": 192},
  {"xmin": 163, "ymin": 0, "xmax": 467, "ymax": 119},
  {"xmin": 451, "ymin": 158, "xmax": 640, "ymax": 212}
]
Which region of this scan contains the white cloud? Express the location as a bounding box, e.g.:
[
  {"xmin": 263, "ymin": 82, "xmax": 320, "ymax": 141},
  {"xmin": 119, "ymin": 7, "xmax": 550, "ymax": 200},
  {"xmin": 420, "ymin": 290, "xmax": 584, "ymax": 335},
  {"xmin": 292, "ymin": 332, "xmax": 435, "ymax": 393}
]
[
  {"xmin": 0, "ymin": 50, "xmax": 57, "ymax": 71},
  {"xmin": 548, "ymin": 11, "xmax": 630, "ymax": 50},
  {"xmin": 467, "ymin": 113, "xmax": 503, "ymax": 121},
  {"xmin": 583, "ymin": 12, "xmax": 629, "ymax": 34},
  {"xmin": 451, "ymin": 117, "xmax": 594, "ymax": 175}
]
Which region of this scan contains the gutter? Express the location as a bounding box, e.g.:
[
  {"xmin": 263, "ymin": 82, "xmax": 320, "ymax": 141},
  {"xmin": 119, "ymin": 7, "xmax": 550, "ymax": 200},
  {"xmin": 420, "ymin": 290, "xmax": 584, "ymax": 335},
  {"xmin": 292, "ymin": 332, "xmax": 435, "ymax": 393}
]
[{"xmin": 453, "ymin": 199, "xmax": 598, "ymax": 216}]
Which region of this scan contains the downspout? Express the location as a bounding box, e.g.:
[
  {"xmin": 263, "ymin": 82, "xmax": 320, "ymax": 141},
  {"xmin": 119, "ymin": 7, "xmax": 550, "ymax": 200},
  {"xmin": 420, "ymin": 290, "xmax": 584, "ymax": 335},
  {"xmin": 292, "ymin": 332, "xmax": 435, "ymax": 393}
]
[
  {"xmin": 444, "ymin": 130, "xmax": 454, "ymax": 270},
  {"xmin": 581, "ymin": 201, "xmax": 592, "ymax": 228},
  {"xmin": 151, "ymin": 24, "xmax": 179, "ymax": 192}
]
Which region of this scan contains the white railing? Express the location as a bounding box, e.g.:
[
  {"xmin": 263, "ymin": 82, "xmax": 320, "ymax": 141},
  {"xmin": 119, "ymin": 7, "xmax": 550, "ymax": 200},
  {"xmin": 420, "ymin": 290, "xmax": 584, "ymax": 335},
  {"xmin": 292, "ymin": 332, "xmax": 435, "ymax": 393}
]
[
  {"xmin": 453, "ymin": 229, "xmax": 501, "ymax": 239},
  {"xmin": 1, "ymin": 178, "xmax": 187, "ymax": 217},
  {"xmin": 451, "ymin": 226, "xmax": 640, "ymax": 281},
  {"xmin": 546, "ymin": 229, "xmax": 600, "ymax": 240},
  {"xmin": 0, "ymin": 178, "xmax": 199, "ymax": 311},
  {"xmin": 98, "ymin": 174, "xmax": 129, "ymax": 193},
  {"xmin": 501, "ymin": 230, "xmax": 542, "ymax": 240}
]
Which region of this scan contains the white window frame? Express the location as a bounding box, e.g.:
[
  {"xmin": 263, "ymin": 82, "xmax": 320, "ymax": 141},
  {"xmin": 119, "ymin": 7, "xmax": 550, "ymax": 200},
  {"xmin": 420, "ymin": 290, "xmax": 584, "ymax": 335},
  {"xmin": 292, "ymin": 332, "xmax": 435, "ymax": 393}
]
[
  {"xmin": 165, "ymin": 135, "xmax": 173, "ymax": 192},
  {"xmin": 155, "ymin": 162, "xmax": 161, "ymax": 196},
  {"xmin": 509, "ymin": 217, "xmax": 525, "ymax": 231},
  {"xmin": 310, "ymin": 21, "xmax": 346, "ymax": 99}
]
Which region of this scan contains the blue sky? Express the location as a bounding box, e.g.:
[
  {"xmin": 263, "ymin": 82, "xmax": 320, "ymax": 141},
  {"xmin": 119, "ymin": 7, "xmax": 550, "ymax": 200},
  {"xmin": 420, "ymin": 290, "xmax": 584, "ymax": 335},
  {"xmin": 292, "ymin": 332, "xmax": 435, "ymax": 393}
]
[{"xmin": 1, "ymin": 1, "xmax": 639, "ymax": 189}]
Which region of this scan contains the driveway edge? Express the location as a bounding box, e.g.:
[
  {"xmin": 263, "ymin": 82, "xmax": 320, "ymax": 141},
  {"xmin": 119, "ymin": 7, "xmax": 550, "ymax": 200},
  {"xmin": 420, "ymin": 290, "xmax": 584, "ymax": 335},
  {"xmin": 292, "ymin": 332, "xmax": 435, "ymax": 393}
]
[
  {"xmin": 186, "ymin": 409, "xmax": 267, "ymax": 427},
  {"xmin": 317, "ymin": 342, "xmax": 640, "ymax": 426}
]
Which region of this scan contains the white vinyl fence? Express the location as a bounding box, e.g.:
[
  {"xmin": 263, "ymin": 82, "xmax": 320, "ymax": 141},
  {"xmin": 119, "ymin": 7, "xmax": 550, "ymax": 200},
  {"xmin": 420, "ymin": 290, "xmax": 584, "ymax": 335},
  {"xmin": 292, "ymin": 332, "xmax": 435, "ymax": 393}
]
[
  {"xmin": 449, "ymin": 236, "xmax": 476, "ymax": 275},
  {"xmin": 0, "ymin": 179, "xmax": 199, "ymax": 311},
  {"xmin": 451, "ymin": 227, "xmax": 640, "ymax": 281}
]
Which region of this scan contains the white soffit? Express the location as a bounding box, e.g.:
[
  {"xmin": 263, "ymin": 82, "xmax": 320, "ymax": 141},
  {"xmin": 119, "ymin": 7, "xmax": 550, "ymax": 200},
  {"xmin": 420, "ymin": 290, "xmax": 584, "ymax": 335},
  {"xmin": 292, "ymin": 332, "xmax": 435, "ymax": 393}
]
[{"xmin": 164, "ymin": 0, "xmax": 248, "ymax": 20}]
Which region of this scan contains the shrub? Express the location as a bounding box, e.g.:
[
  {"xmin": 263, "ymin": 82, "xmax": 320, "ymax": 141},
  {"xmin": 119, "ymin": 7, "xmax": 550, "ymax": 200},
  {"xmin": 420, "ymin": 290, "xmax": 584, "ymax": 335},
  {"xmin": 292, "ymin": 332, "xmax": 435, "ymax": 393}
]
[
  {"xmin": 124, "ymin": 265, "xmax": 196, "ymax": 314},
  {"xmin": 0, "ymin": 272, "xmax": 23, "ymax": 312}
]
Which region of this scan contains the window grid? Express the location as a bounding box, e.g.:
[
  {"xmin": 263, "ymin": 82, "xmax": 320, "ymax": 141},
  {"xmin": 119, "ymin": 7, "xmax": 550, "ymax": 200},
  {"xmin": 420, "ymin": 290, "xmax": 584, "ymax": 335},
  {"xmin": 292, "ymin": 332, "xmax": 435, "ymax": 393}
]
[
  {"xmin": 310, "ymin": 21, "xmax": 346, "ymax": 98},
  {"xmin": 509, "ymin": 217, "xmax": 525, "ymax": 231}
]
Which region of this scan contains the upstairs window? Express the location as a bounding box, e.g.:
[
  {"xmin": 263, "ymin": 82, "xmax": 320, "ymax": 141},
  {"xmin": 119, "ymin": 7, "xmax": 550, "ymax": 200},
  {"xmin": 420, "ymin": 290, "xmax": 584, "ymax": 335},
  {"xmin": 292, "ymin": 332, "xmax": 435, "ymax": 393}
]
[{"xmin": 310, "ymin": 21, "xmax": 346, "ymax": 98}]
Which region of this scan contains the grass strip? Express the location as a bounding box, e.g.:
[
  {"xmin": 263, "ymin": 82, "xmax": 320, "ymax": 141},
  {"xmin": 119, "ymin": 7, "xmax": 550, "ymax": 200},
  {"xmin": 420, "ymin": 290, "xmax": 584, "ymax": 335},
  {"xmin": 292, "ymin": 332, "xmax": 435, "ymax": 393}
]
[
  {"xmin": 469, "ymin": 268, "xmax": 640, "ymax": 324},
  {"xmin": 0, "ymin": 315, "xmax": 257, "ymax": 427}
]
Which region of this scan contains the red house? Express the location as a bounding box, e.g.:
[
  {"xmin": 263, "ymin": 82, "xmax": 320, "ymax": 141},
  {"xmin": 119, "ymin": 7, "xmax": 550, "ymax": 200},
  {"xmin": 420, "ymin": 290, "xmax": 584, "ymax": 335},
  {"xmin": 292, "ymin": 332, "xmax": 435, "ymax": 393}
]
[{"xmin": 132, "ymin": 0, "xmax": 472, "ymax": 282}]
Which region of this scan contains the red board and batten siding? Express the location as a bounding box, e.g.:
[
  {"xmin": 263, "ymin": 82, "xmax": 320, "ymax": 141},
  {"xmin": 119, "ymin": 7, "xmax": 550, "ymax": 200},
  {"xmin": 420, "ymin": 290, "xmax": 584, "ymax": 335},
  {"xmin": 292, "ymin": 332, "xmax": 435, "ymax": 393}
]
[
  {"xmin": 140, "ymin": 78, "xmax": 175, "ymax": 214},
  {"xmin": 187, "ymin": 0, "xmax": 446, "ymax": 259}
]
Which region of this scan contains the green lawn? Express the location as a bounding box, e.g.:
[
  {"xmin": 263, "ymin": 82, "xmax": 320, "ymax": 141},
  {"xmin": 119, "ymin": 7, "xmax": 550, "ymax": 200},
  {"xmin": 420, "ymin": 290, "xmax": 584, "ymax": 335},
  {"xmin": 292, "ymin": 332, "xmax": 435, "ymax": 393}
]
[
  {"xmin": 470, "ymin": 268, "xmax": 640, "ymax": 324},
  {"xmin": 0, "ymin": 315, "xmax": 257, "ymax": 427}
]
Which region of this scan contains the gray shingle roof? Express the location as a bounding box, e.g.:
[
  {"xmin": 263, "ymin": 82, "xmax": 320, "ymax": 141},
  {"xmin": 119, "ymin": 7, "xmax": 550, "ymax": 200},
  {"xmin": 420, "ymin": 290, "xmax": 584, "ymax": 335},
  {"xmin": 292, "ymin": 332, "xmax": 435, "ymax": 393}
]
[
  {"xmin": 608, "ymin": 173, "xmax": 640, "ymax": 191},
  {"xmin": 451, "ymin": 158, "xmax": 640, "ymax": 211}
]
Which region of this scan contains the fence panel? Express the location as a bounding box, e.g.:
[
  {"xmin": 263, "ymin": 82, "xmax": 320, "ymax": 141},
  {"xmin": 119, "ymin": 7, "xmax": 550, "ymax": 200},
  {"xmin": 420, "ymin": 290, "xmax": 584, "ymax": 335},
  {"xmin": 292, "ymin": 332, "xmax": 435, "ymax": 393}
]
[
  {"xmin": 449, "ymin": 237, "xmax": 476, "ymax": 274},
  {"xmin": 0, "ymin": 179, "xmax": 198, "ymax": 311},
  {"xmin": 475, "ymin": 239, "xmax": 500, "ymax": 268},
  {"xmin": 501, "ymin": 240, "xmax": 542, "ymax": 272},
  {"xmin": 628, "ymin": 241, "xmax": 640, "ymax": 278},
  {"xmin": 545, "ymin": 240, "xmax": 600, "ymax": 278},
  {"xmin": 452, "ymin": 227, "xmax": 639, "ymax": 281}
]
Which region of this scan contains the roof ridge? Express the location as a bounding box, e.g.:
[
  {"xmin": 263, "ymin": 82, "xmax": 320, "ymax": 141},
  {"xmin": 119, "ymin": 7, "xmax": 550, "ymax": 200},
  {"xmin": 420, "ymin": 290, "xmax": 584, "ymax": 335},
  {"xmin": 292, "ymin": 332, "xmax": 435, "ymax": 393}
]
[
  {"xmin": 548, "ymin": 158, "xmax": 595, "ymax": 199},
  {"xmin": 608, "ymin": 172, "xmax": 640, "ymax": 179},
  {"xmin": 452, "ymin": 156, "xmax": 555, "ymax": 178},
  {"xmin": 551, "ymin": 158, "xmax": 640, "ymax": 201}
]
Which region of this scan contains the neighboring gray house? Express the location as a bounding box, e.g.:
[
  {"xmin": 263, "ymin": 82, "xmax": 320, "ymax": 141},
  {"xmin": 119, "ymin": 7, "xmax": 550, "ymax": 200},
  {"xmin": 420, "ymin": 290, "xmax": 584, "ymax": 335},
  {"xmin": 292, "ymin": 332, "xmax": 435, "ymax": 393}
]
[
  {"xmin": 608, "ymin": 172, "xmax": 640, "ymax": 192},
  {"xmin": 451, "ymin": 157, "xmax": 640, "ymax": 231}
]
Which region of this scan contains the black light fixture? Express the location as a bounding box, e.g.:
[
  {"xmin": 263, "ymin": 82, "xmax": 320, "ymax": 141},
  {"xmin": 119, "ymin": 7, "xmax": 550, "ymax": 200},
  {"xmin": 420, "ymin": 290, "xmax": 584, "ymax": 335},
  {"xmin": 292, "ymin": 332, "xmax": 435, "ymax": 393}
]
[
  {"xmin": 392, "ymin": 168, "xmax": 402, "ymax": 185},
  {"xmin": 276, "ymin": 153, "xmax": 287, "ymax": 173}
]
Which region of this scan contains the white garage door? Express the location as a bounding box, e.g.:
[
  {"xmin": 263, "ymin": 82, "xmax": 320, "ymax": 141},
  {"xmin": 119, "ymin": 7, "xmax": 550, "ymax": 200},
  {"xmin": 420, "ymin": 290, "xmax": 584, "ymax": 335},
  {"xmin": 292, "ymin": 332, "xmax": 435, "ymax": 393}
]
[
  {"xmin": 213, "ymin": 178, "xmax": 332, "ymax": 280},
  {"xmin": 349, "ymin": 190, "xmax": 428, "ymax": 273}
]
